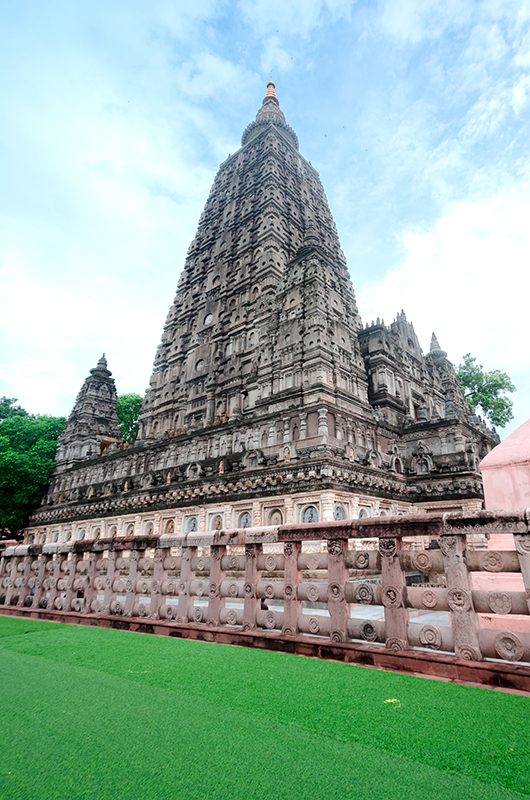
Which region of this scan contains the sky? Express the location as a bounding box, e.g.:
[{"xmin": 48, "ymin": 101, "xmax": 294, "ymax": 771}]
[{"xmin": 0, "ymin": 0, "xmax": 528, "ymax": 437}]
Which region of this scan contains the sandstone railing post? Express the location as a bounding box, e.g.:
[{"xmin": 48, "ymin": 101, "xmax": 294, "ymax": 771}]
[
  {"xmin": 124, "ymin": 549, "xmax": 139, "ymax": 617},
  {"xmin": 46, "ymin": 555, "xmax": 63, "ymax": 609},
  {"xmin": 207, "ymin": 544, "xmax": 226, "ymax": 626},
  {"xmin": 327, "ymin": 538, "xmax": 349, "ymax": 642},
  {"xmin": 103, "ymin": 550, "xmax": 117, "ymax": 613},
  {"xmin": 83, "ymin": 552, "xmax": 98, "ymax": 612},
  {"xmin": 63, "ymin": 554, "xmax": 79, "ymax": 612},
  {"xmin": 440, "ymin": 531, "xmax": 482, "ymax": 661},
  {"xmin": 514, "ymin": 526, "xmax": 530, "ymax": 605},
  {"xmin": 31, "ymin": 553, "xmax": 47, "ymax": 609},
  {"xmin": 282, "ymin": 540, "xmax": 301, "ymax": 635},
  {"xmin": 177, "ymin": 545, "xmax": 196, "ymax": 623},
  {"xmin": 5, "ymin": 557, "xmax": 20, "ymax": 606},
  {"xmin": 17, "ymin": 555, "xmax": 33, "ymax": 607},
  {"xmin": 149, "ymin": 547, "xmax": 164, "ymax": 618},
  {"xmin": 379, "ymin": 535, "xmax": 409, "ymax": 652},
  {"xmin": 243, "ymin": 542, "xmax": 262, "ymax": 632}
]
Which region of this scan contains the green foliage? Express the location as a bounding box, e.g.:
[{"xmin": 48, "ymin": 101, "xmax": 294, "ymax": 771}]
[
  {"xmin": 0, "ymin": 618, "xmax": 528, "ymax": 799},
  {"xmin": 116, "ymin": 393, "xmax": 143, "ymax": 442},
  {"xmin": 0, "ymin": 396, "xmax": 28, "ymax": 422},
  {"xmin": 456, "ymin": 354, "xmax": 515, "ymax": 428},
  {"xmin": 0, "ymin": 406, "xmax": 65, "ymax": 533}
]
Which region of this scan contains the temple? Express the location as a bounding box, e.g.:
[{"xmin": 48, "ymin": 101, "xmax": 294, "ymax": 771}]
[{"xmin": 24, "ymin": 82, "xmax": 497, "ymax": 544}]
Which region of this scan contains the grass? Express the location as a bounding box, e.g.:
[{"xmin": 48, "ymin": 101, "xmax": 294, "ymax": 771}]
[{"xmin": 0, "ymin": 616, "xmax": 528, "ymax": 800}]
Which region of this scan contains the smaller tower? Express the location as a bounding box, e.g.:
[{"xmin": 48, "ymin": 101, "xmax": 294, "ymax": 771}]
[{"xmin": 54, "ymin": 355, "xmax": 121, "ymax": 471}]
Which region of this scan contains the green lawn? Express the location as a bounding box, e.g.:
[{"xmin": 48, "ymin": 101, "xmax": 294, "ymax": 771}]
[{"xmin": 0, "ymin": 616, "xmax": 528, "ymax": 800}]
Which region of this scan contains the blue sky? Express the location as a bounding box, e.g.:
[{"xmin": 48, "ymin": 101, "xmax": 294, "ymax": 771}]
[{"xmin": 1, "ymin": 0, "xmax": 528, "ymax": 436}]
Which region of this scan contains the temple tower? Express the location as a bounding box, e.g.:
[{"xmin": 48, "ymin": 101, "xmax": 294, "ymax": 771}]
[
  {"xmin": 26, "ymin": 83, "xmax": 498, "ymax": 543},
  {"xmin": 54, "ymin": 355, "xmax": 121, "ymax": 471}
]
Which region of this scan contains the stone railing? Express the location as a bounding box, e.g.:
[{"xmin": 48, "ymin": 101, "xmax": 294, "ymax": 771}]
[{"xmin": 1, "ymin": 511, "xmax": 530, "ymax": 683}]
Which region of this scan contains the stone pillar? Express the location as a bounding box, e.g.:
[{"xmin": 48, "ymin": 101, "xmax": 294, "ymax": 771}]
[
  {"xmin": 63, "ymin": 554, "xmax": 79, "ymax": 612},
  {"xmin": 267, "ymin": 423, "xmax": 276, "ymax": 447},
  {"xmin": 150, "ymin": 547, "xmax": 164, "ymax": 618},
  {"xmin": 282, "ymin": 417, "xmax": 290, "ymax": 444},
  {"xmin": 17, "ymin": 556, "xmax": 33, "ymax": 607},
  {"xmin": 327, "ymin": 539, "xmax": 349, "ymax": 642},
  {"xmin": 207, "ymin": 545, "xmax": 226, "ymax": 625},
  {"xmin": 123, "ymin": 550, "xmax": 139, "ymax": 616},
  {"xmin": 103, "ymin": 551, "xmax": 117, "ymax": 613},
  {"xmin": 318, "ymin": 407, "xmax": 328, "ymax": 436},
  {"xmin": 243, "ymin": 543, "xmax": 262, "ymax": 632},
  {"xmin": 83, "ymin": 552, "xmax": 98, "ymax": 612},
  {"xmin": 440, "ymin": 533, "xmax": 482, "ymax": 661},
  {"xmin": 4, "ymin": 557, "xmax": 19, "ymax": 606},
  {"xmin": 282, "ymin": 541, "xmax": 301, "ymax": 635},
  {"xmin": 514, "ymin": 533, "xmax": 530, "ymax": 601},
  {"xmin": 299, "ymin": 412, "xmax": 307, "ymax": 440},
  {"xmin": 31, "ymin": 554, "xmax": 48, "ymax": 609},
  {"xmin": 177, "ymin": 545, "xmax": 196, "ymax": 623},
  {"xmin": 379, "ymin": 536, "xmax": 409, "ymax": 652}
]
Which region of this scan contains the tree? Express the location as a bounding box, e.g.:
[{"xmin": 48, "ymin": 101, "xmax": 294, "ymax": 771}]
[
  {"xmin": 0, "ymin": 410, "xmax": 66, "ymax": 533},
  {"xmin": 0, "ymin": 396, "xmax": 28, "ymax": 422},
  {"xmin": 456, "ymin": 354, "xmax": 515, "ymax": 428},
  {"xmin": 116, "ymin": 393, "xmax": 143, "ymax": 443}
]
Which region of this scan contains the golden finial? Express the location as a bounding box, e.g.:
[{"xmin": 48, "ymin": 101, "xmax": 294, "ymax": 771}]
[{"xmin": 265, "ymin": 80, "xmax": 276, "ymax": 99}]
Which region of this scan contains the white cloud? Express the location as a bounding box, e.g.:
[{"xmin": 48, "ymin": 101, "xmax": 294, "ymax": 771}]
[{"xmin": 358, "ymin": 182, "xmax": 530, "ymax": 432}]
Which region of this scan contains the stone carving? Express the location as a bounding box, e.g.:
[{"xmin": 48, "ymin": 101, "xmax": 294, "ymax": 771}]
[
  {"xmin": 330, "ymin": 630, "xmax": 345, "ymax": 642},
  {"xmin": 488, "ymin": 592, "xmax": 512, "ymax": 615},
  {"xmin": 282, "ymin": 626, "xmax": 296, "ymax": 636},
  {"xmin": 264, "ymin": 611, "xmax": 276, "ymax": 629},
  {"xmin": 283, "ymin": 543, "xmax": 294, "ymax": 558},
  {"xmin": 379, "ymin": 538, "xmax": 397, "ymax": 558},
  {"xmin": 447, "ymin": 588, "xmax": 472, "ymax": 612},
  {"xmin": 327, "ymin": 540, "xmax": 344, "ymax": 557},
  {"xmin": 414, "ymin": 551, "xmax": 433, "ymax": 573},
  {"xmin": 514, "ymin": 537, "xmax": 530, "ymax": 555},
  {"xmin": 419, "ymin": 625, "xmax": 442, "ymax": 650},
  {"xmin": 354, "ymin": 552, "xmax": 369, "ymax": 570},
  {"xmin": 193, "ymin": 607, "xmax": 204, "ymax": 623},
  {"xmin": 385, "ymin": 637, "xmax": 407, "ymax": 653},
  {"xmin": 421, "ymin": 589, "xmax": 438, "ymax": 609},
  {"xmin": 481, "ymin": 552, "xmax": 503, "ymax": 572},
  {"xmin": 308, "ymin": 617, "xmax": 320, "ymax": 634},
  {"xmin": 361, "ymin": 622, "xmax": 377, "ymax": 642},
  {"xmin": 306, "ymin": 584, "xmax": 320, "ymax": 603},
  {"xmin": 439, "ymin": 536, "xmax": 457, "ymax": 556},
  {"xmin": 494, "ymin": 632, "xmax": 524, "ymax": 662},
  {"xmin": 264, "ymin": 554, "xmax": 277, "ymax": 571},
  {"xmin": 354, "ymin": 583, "xmax": 374, "ymax": 604},
  {"xmin": 327, "ymin": 583, "xmax": 344, "ymax": 602},
  {"xmin": 226, "ymin": 609, "xmax": 238, "ymax": 625},
  {"xmin": 283, "ymin": 583, "xmax": 295, "ymax": 599},
  {"xmin": 455, "ymin": 644, "xmax": 481, "ymax": 661},
  {"xmin": 381, "ymin": 586, "xmax": 403, "ymax": 608},
  {"xmin": 264, "ymin": 583, "xmax": 275, "ymax": 599},
  {"xmin": 227, "ymin": 582, "xmax": 238, "ymax": 597}
]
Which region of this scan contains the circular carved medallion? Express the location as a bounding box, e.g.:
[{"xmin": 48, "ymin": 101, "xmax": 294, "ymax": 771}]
[
  {"xmin": 354, "ymin": 552, "xmax": 369, "ymax": 570},
  {"xmin": 488, "ymin": 591, "xmax": 512, "ymax": 615},
  {"xmin": 361, "ymin": 622, "xmax": 377, "ymax": 642},
  {"xmin": 447, "ymin": 588, "xmax": 471, "ymax": 612},
  {"xmin": 494, "ymin": 632, "xmax": 524, "ymax": 662},
  {"xmin": 419, "ymin": 625, "xmax": 442, "ymax": 650},
  {"xmin": 381, "ymin": 586, "xmax": 403, "ymax": 608},
  {"xmin": 308, "ymin": 617, "xmax": 320, "ymax": 634},
  {"xmin": 354, "ymin": 583, "xmax": 374, "ymax": 604},
  {"xmin": 481, "ymin": 552, "xmax": 503, "ymax": 572},
  {"xmin": 414, "ymin": 551, "xmax": 433, "ymax": 573}
]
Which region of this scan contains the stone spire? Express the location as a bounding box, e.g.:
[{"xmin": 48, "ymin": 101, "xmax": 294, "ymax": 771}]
[
  {"xmin": 241, "ymin": 80, "xmax": 299, "ymax": 148},
  {"xmin": 54, "ymin": 355, "xmax": 121, "ymax": 471},
  {"xmin": 429, "ymin": 333, "xmax": 446, "ymax": 357},
  {"xmin": 138, "ymin": 81, "xmax": 367, "ymax": 441}
]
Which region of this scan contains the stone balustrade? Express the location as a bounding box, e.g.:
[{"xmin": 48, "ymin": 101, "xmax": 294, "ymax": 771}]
[{"xmin": 1, "ymin": 511, "xmax": 530, "ymax": 680}]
